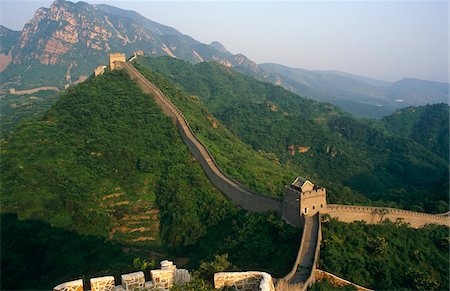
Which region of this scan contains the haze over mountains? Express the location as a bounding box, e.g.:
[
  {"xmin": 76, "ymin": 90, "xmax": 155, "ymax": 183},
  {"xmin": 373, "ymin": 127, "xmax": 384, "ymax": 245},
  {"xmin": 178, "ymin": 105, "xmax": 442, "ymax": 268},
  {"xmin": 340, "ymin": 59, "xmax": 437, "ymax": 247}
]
[
  {"xmin": 0, "ymin": 0, "xmax": 448, "ymax": 118},
  {"xmin": 0, "ymin": 1, "xmax": 449, "ymax": 290}
]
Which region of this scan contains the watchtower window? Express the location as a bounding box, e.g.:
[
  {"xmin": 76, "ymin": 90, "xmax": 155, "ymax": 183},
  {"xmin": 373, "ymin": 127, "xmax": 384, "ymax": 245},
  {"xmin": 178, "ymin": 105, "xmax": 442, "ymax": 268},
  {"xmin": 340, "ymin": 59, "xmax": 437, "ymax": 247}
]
[
  {"xmin": 321, "ymin": 204, "xmax": 323, "ymax": 208},
  {"xmin": 304, "ymin": 208, "xmax": 309, "ymax": 214},
  {"xmin": 313, "ymin": 206, "xmax": 315, "ymax": 210}
]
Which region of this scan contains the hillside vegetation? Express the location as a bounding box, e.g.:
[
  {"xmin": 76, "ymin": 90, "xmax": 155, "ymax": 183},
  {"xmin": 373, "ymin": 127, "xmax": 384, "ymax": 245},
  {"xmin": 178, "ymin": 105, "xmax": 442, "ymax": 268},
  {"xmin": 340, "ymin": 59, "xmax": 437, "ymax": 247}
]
[
  {"xmin": 135, "ymin": 57, "xmax": 449, "ymax": 213},
  {"xmin": 381, "ymin": 104, "xmax": 449, "ymax": 161},
  {"xmin": 320, "ymin": 218, "xmax": 449, "ymax": 290},
  {"xmin": 1, "ymin": 70, "xmax": 299, "ymax": 289},
  {"xmin": 1, "ymin": 90, "xmax": 59, "ymax": 133},
  {"xmin": 133, "ymin": 61, "xmax": 299, "ymax": 197}
]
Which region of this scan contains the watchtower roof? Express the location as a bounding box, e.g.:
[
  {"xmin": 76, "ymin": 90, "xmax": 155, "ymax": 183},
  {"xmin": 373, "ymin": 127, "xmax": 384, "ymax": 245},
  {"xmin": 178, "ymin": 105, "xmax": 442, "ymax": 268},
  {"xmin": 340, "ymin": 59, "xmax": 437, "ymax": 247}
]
[
  {"xmin": 291, "ymin": 177, "xmax": 308, "ymax": 188},
  {"xmin": 290, "ymin": 176, "xmax": 318, "ymax": 192}
]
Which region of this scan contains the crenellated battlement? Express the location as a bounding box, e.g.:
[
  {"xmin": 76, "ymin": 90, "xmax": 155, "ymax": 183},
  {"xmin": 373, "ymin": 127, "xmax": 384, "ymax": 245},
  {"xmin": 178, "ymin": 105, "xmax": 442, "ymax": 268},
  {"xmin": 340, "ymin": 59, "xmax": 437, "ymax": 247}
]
[
  {"xmin": 282, "ymin": 177, "xmax": 327, "ymax": 225},
  {"xmin": 325, "ymin": 204, "xmax": 450, "ymax": 228},
  {"xmin": 53, "ymin": 260, "xmax": 190, "ymax": 291},
  {"xmin": 109, "ymin": 53, "xmax": 126, "ymax": 70}
]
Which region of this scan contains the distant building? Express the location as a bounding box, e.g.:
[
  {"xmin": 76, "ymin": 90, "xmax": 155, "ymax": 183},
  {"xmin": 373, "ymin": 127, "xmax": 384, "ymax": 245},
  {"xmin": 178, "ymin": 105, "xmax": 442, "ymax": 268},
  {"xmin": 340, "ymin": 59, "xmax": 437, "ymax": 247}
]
[
  {"xmin": 109, "ymin": 53, "xmax": 126, "ymax": 70},
  {"xmin": 94, "ymin": 65, "xmax": 107, "ymax": 76},
  {"xmin": 282, "ymin": 177, "xmax": 327, "ymax": 226}
]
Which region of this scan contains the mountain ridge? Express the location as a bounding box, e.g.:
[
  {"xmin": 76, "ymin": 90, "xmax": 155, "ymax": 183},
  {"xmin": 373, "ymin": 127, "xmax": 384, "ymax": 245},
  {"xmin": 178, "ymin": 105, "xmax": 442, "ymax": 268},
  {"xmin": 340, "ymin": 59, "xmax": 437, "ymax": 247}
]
[
  {"xmin": 260, "ymin": 62, "xmax": 449, "ymax": 118},
  {"xmin": 1, "ymin": 0, "xmax": 447, "ymax": 118}
]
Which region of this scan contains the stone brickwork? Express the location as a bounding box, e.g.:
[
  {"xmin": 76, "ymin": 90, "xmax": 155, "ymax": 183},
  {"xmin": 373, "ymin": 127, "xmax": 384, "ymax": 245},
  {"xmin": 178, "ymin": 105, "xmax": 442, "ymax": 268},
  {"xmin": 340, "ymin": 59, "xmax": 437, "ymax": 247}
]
[
  {"xmin": 53, "ymin": 279, "xmax": 83, "ymax": 291},
  {"xmin": 151, "ymin": 269, "xmax": 173, "ymax": 289},
  {"xmin": 282, "ymin": 178, "xmax": 326, "ymax": 227},
  {"xmin": 315, "ymin": 270, "xmax": 373, "ymax": 291},
  {"xmin": 94, "ymin": 65, "xmax": 107, "ymax": 76},
  {"xmin": 54, "ymin": 260, "xmax": 190, "ymax": 291},
  {"xmin": 325, "ymin": 204, "xmax": 450, "ymax": 228},
  {"xmin": 90, "ymin": 276, "xmax": 115, "ymax": 291},
  {"xmin": 109, "ymin": 53, "xmax": 126, "ymax": 70},
  {"xmin": 121, "ymin": 271, "xmax": 145, "ymax": 290},
  {"xmin": 214, "ymin": 271, "xmax": 275, "ymax": 291}
]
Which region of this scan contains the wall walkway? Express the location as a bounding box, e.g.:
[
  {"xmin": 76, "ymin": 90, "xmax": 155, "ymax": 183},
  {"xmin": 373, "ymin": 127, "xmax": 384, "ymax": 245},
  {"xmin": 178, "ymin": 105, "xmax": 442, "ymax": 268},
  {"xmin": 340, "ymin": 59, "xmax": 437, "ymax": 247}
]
[
  {"xmin": 276, "ymin": 213, "xmax": 321, "ymax": 290},
  {"xmin": 117, "ymin": 61, "xmax": 283, "ymax": 215}
]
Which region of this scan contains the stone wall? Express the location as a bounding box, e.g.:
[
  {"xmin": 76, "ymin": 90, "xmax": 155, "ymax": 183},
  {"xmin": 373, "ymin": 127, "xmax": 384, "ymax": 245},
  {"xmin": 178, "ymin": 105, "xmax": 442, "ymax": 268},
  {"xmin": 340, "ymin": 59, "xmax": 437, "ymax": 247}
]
[
  {"xmin": 214, "ymin": 271, "xmax": 275, "ymax": 291},
  {"xmin": 281, "ymin": 187, "xmax": 303, "ymax": 227},
  {"xmin": 109, "ymin": 53, "xmax": 126, "ymax": 70},
  {"xmin": 325, "ymin": 204, "xmax": 450, "ymax": 228},
  {"xmin": 94, "ymin": 65, "xmax": 106, "ymax": 76},
  {"xmin": 314, "ymin": 269, "xmax": 373, "ymax": 291},
  {"xmin": 53, "ymin": 260, "xmax": 190, "ymax": 291},
  {"xmin": 9, "ymin": 86, "xmax": 60, "ymax": 95},
  {"xmin": 119, "ymin": 61, "xmax": 285, "ymax": 216},
  {"xmin": 277, "ymin": 213, "xmax": 321, "ymax": 291}
]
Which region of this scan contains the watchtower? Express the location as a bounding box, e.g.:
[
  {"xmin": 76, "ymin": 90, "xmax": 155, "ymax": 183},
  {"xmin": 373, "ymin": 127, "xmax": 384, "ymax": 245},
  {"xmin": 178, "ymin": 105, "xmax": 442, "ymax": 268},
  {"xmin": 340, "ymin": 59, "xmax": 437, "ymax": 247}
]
[
  {"xmin": 282, "ymin": 177, "xmax": 327, "ymax": 227},
  {"xmin": 109, "ymin": 53, "xmax": 126, "ymax": 70}
]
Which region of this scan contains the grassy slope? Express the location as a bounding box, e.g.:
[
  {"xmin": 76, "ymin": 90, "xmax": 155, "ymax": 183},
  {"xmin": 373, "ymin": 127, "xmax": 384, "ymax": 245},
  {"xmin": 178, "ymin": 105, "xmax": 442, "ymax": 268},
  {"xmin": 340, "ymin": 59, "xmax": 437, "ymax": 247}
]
[
  {"xmin": 135, "ymin": 57, "xmax": 449, "ymax": 213},
  {"xmin": 1, "ymin": 70, "xmax": 299, "ymax": 289},
  {"xmin": 133, "ymin": 61, "xmax": 299, "ymax": 197},
  {"xmin": 320, "ymin": 218, "xmax": 449, "ymax": 290}
]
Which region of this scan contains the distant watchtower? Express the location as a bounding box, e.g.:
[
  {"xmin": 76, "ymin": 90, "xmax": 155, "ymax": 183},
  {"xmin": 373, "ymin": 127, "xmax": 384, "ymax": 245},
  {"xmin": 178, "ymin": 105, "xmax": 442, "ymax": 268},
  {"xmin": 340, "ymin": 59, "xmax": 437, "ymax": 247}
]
[
  {"xmin": 282, "ymin": 177, "xmax": 327, "ymax": 227},
  {"xmin": 109, "ymin": 53, "xmax": 126, "ymax": 70}
]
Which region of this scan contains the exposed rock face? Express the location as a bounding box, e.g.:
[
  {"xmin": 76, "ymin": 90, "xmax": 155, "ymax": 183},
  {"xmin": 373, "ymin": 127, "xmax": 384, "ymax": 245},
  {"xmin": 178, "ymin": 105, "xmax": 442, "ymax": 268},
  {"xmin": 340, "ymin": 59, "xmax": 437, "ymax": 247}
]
[
  {"xmin": 1, "ymin": 0, "xmax": 282, "ymax": 89},
  {"xmin": 0, "ymin": 25, "xmax": 20, "ymax": 71},
  {"xmin": 15, "ymin": 0, "xmax": 112, "ymax": 65}
]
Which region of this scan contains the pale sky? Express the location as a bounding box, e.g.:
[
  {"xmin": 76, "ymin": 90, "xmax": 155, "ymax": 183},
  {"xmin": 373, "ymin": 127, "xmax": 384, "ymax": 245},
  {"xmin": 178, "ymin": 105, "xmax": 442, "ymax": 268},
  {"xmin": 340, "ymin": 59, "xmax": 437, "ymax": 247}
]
[{"xmin": 0, "ymin": 0, "xmax": 448, "ymax": 82}]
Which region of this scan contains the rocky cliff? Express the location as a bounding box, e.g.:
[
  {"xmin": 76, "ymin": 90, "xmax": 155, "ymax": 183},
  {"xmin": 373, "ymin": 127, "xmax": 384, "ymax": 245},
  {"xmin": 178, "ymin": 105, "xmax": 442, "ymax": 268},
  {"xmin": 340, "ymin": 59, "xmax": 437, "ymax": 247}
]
[{"xmin": 0, "ymin": 0, "xmax": 280, "ymax": 89}]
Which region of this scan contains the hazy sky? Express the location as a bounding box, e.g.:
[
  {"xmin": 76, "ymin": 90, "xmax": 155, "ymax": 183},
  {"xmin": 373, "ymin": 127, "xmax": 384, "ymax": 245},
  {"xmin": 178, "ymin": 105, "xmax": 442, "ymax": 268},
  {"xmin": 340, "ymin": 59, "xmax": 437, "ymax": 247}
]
[{"xmin": 0, "ymin": 0, "xmax": 448, "ymax": 82}]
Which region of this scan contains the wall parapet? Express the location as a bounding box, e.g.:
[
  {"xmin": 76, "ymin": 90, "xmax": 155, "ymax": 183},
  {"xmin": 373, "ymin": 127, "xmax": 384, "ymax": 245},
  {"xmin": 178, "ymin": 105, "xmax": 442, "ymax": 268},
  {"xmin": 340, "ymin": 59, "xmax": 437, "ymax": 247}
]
[
  {"xmin": 314, "ymin": 269, "xmax": 373, "ymax": 291},
  {"xmin": 325, "ymin": 204, "xmax": 450, "ymax": 228},
  {"xmin": 214, "ymin": 271, "xmax": 275, "ymax": 291},
  {"xmin": 53, "ymin": 260, "xmax": 190, "ymax": 291},
  {"xmin": 277, "ymin": 213, "xmax": 321, "ymax": 290}
]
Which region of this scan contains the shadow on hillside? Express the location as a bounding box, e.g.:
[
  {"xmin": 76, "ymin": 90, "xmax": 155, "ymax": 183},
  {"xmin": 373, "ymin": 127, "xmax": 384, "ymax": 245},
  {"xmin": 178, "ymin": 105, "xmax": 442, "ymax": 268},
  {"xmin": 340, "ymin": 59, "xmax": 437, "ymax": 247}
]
[{"xmin": 0, "ymin": 212, "xmax": 157, "ymax": 290}]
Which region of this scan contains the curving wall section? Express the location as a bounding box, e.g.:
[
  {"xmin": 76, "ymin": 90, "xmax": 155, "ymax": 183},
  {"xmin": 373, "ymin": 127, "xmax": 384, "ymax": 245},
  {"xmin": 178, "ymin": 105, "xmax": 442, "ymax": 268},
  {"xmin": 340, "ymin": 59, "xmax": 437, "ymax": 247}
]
[
  {"xmin": 116, "ymin": 61, "xmax": 284, "ymax": 215},
  {"xmin": 276, "ymin": 213, "xmax": 322, "ymax": 290}
]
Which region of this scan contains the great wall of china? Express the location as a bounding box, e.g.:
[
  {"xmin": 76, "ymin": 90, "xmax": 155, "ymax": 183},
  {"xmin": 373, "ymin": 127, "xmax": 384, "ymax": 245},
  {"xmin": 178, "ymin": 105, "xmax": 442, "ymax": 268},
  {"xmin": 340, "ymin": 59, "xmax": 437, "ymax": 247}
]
[{"xmin": 54, "ymin": 55, "xmax": 449, "ymax": 291}]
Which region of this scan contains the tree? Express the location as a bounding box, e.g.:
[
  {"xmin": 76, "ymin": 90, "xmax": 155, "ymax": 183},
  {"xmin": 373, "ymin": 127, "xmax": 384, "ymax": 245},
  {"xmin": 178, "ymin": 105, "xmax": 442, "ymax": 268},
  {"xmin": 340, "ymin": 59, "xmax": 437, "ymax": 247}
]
[
  {"xmin": 198, "ymin": 254, "xmax": 234, "ymax": 281},
  {"xmin": 366, "ymin": 236, "xmax": 388, "ymax": 255}
]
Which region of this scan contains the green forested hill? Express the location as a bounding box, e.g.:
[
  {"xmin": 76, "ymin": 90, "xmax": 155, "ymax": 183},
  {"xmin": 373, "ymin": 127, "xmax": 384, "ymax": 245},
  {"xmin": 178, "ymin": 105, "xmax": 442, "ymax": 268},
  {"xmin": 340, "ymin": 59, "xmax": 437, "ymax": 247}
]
[
  {"xmin": 320, "ymin": 218, "xmax": 449, "ymax": 290},
  {"xmin": 381, "ymin": 104, "xmax": 449, "ymax": 161},
  {"xmin": 1, "ymin": 90, "xmax": 59, "ymax": 134},
  {"xmin": 1, "ymin": 70, "xmax": 299, "ymax": 289},
  {"xmin": 135, "ymin": 57, "xmax": 449, "ymax": 213}
]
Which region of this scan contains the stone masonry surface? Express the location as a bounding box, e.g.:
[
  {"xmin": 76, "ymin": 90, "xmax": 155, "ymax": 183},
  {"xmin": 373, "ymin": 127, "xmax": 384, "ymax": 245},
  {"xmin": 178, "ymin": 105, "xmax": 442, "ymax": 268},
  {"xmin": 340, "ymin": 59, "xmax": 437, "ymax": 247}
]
[
  {"xmin": 53, "ymin": 279, "xmax": 83, "ymax": 291},
  {"xmin": 121, "ymin": 271, "xmax": 145, "ymax": 290},
  {"xmin": 214, "ymin": 271, "xmax": 276, "ymax": 291},
  {"xmin": 54, "ymin": 260, "xmax": 190, "ymax": 291},
  {"xmin": 325, "ymin": 204, "xmax": 450, "ymax": 228},
  {"xmin": 314, "ymin": 269, "xmax": 373, "ymax": 291},
  {"xmin": 90, "ymin": 276, "xmax": 115, "ymax": 291}
]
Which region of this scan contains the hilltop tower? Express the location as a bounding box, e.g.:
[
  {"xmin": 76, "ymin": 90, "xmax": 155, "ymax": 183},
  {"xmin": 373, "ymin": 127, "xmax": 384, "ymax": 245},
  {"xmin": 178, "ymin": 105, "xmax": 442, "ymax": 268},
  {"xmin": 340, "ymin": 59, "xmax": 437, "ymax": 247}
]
[
  {"xmin": 282, "ymin": 177, "xmax": 327, "ymax": 227},
  {"xmin": 109, "ymin": 53, "xmax": 126, "ymax": 70}
]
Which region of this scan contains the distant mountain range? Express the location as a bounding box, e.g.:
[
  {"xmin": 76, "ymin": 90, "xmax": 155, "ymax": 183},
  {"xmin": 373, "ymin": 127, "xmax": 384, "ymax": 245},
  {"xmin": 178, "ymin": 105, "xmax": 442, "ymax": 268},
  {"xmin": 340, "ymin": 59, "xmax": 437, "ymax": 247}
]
[
  {"xmin": 0, "ymin": 0, "xmax": 448, "ymax": 118},
  {"xmin": 260, "ymin": 63, "xmax": 449, "ymax": 118}
]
